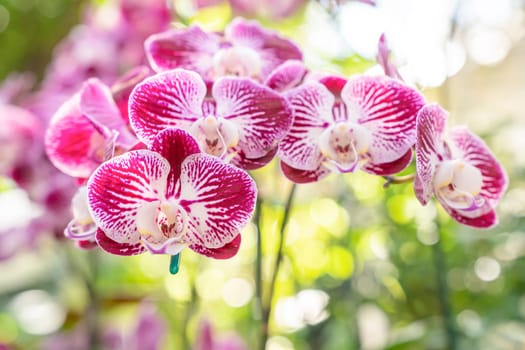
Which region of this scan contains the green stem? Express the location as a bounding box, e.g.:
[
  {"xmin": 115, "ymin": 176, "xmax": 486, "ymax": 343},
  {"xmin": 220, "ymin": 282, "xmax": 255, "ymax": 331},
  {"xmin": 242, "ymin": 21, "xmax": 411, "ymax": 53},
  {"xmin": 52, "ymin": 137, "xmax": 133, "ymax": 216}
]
[
  {"xmin": 254, "ymin": 196, "xmax": 264, "ymax": 350},
  {"xmin": 86, "ymin": 250, "xmax": 100, "ymax": 350},
  {"xmin": 432, "ymin": 224, "xmax": 457, "ymax": 350},
  {"xmin": 382, "ymin": 173, "xmax": 415, "ymax": 188},
  {"xmin": 260, "ymin": 183, "xmax": 297, "ymax": 349}
]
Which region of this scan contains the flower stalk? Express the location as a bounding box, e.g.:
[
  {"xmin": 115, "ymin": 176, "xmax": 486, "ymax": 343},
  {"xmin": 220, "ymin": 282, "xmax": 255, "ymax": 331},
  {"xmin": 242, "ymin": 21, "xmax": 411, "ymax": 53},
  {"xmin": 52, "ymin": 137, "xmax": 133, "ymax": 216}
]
[
  {"xmin": 260, "ymin": 183, "xmax": 297, "ymax": 349},
  {"xmin": 432, "ymin": 222, "xmax": 458, "ymax": 350}
]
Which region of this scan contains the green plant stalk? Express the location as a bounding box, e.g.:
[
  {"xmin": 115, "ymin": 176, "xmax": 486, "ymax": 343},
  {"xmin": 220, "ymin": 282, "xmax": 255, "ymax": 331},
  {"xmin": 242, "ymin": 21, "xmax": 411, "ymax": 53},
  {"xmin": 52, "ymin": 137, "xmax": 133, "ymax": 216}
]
[
  {"xmin": 260, "ymin": 183, "xmax": 297, "ymax": 350},
  {"xmin": 432, "ymin": 224, "xmax": 458, "ymax": 350}
]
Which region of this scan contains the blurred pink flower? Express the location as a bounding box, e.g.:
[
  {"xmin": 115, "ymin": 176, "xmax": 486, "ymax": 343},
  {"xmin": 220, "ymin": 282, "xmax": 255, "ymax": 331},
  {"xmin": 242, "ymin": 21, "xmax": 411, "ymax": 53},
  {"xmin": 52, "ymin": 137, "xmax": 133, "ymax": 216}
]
[{"xmin": 194, "ymin": 319, "xmax": 247, "ymax": 350}]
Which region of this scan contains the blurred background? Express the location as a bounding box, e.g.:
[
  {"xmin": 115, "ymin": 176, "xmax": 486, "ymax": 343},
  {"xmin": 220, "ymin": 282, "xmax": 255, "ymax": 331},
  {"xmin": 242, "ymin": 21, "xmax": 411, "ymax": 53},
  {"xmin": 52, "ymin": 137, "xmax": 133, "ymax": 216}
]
[{"xmin": 1, "ymin": 0, "xmax": 524, "ymax": 349}]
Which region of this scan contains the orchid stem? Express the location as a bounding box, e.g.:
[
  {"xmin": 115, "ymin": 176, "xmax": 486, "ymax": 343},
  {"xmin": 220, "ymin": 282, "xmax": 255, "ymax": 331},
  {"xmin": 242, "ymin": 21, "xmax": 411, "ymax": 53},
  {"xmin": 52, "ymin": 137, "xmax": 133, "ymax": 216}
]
[
  {"xmin": 260, "ymin": 183, "xmax": 297, "ymax": 350},
  {"xmin": 432, "ymin": 222, "xmax": 458, "ymax": 350},
  {"xmin": 254, "ymin": 196, "xmax": 264, "ymax": 349},
  {"xmin": 383, "ymin": 173, "xmax": 415, "ymax": 188}
]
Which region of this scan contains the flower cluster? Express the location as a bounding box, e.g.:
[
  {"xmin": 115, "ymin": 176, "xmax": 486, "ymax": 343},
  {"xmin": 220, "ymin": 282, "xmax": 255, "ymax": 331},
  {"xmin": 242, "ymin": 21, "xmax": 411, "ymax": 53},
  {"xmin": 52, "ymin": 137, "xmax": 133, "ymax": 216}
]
[{"xmin": 44, "ymin": 15, "xmax": 507, "ymax": 271}]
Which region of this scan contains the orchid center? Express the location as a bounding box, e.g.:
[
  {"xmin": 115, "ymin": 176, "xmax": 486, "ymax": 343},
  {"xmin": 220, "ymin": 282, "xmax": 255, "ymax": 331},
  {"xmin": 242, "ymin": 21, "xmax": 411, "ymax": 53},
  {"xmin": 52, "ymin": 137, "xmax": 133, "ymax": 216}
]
[
  {"xmin": 189, "ymin": 116, "xmax": 239, "ymax": 158},
  {"xmin": 212, "ymin": 46, "xmax": 262, "ymax": 79},
  {"xmin": 433, "ymin": 160, "xmax": 484, "ymax": 210},
  {"xmin": 136, "ymin": 199, "xmax": 188, "ymax": 245},
  {"xmin": 319, "ymin": 122, "xmax": 372, "ymax": 172}
]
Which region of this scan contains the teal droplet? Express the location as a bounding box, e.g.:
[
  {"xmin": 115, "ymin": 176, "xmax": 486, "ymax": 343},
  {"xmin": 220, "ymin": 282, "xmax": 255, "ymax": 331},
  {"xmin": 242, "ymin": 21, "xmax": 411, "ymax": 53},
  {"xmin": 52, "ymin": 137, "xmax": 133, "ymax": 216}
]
[{"xmin": 169, "ymin": 253, "xmax": 181, "ymax": 275}]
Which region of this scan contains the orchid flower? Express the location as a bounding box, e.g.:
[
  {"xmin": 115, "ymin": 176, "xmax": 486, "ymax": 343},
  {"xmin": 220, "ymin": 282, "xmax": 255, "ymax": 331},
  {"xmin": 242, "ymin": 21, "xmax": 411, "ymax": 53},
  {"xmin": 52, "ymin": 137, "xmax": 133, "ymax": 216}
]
[
  {"xmin": 129, "ymin": 69, "xmax": 292, "ymax": 169},
  {"xmin": 278, "ymin": 75, "xmax": 425, "ymax": 183},
  {"xmin": 414, "ymin": 104, "xmax": 508, "ymax": 228},
  {"xmin": 87, "ymin": 128, "xmax": 256, "ymax": 259},
  {"xmin": 145, "ymin": 17, "xmax": 302, "ymax": 83},
  {"xmin": 45, "ymin": 76, "xmax": 142, "ymax": 179}
]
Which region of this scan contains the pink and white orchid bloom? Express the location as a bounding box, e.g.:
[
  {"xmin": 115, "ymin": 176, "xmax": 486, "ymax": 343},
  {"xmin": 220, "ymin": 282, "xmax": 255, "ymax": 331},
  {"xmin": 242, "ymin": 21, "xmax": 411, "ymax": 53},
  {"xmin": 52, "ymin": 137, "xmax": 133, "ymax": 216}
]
[
  {"xmin": 45, "ymin": 77, "xmax": 140, "ymax": 179},
  {"xmin": 415, "ymin": 104, "xmax": 508, "ymax": 228},
  {"xmin": 145, "ymin": 17, "xmax": 302, "ymax": 83},
  {"xmin": 87, "ymin": 128, "xmax": 256, "ymax": 258},
  {"xmin": 129, "ymin": 69, "xmax": 292, "ymax": 169},
  {"xmin": 278, "ymin": 75, "xmax": 425, "ymax": 183}
]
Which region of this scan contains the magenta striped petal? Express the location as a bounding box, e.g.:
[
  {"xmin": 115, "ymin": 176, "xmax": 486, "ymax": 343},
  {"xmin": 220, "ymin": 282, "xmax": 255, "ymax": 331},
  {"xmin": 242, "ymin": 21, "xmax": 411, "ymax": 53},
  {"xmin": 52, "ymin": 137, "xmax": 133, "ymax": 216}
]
[
  {"xmin": 342, "ymin": 75, "xmax": 425, "ymax": 164},
  {"xmin": 230, "ymin": 146, "xmax": 278, "ymax": 170},
  {"xmin": 265, "ymin": 60, "xmax": 307, "ymax": 92},
  {"xmin": 278, "ymin": 82, "xmax": 334, "ymax": 170},
  {"xmin": 178, "ymin": 154, "xmax": 256, "ymax": 248},
  {"xmin": 190, "ymin": 234, "xmax": 242, "ymax": 259},
  {"xmin": 145, "ymin": 26, "xmax": 220, "ymax": 75},
  {"xmin": 45, "ymin": 94, "xmax": 102, "ymax": 178},
  {"xmin": 213, "ymin": 77, "xmax": 292, "ymax": 159},
  {"xmin": 414, "ymin": 104, "xmax": 448, "ymax": 205},
  {"xmin": 443, "ymin": 206, "xmax": 497, "ymax": 229},
  {"xmin": 362, "ymin": 148, "xmax": 413, "ymax": 176},
  {"xmin": 280, "ymin": 161, "xmax": 331, "ymax": 184},
  {"xmin": 87, "ymin": 150, "xmax": 169, "ymax": 243},
  {"xmin": 225, "ymin": 18, "xmax": 303, "ymax": 79},
  {"xmin": 129, "ymin": 69, "xmax": 206, "ymax": 146},
  {"xmin": 151, "ymin": 128, "xmax": 200, "ymax": 197},
  {"xmin": 448, "ymin": 127, "xmax": 508, "ymax": 206},
  {"xmin": 95, "ymin": 228, "xmax": 146, "ymax": 256}
]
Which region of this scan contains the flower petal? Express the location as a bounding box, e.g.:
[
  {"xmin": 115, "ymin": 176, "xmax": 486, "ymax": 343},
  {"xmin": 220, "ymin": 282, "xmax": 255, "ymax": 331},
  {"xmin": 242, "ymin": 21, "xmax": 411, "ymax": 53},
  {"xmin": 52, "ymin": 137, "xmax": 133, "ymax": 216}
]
[
  {"xmin": 95, "ymin": 228, "xmax": 146, "ymax": 256},
  {"xmin": 151, "ymin": 128, "xmax": 200, "ymax": 197},
  {"xmin": 145, "ymin": 26, "xmax": 220, "ymax": 75},
  {"xmin": 319, "ymin": 75, "xmax": 347, "ymax": 98},
  {"xmin": 225, "ymin": 18, "xmax": 303, "ymax": 79},
  {"xmin": 441, "ymin": 204, "xmax": 497, "ymax": 229},
  {"xmin": 178, "ymin": 154, "xmax": 256, "ymax": 248},
  {"xmin": 265, "ymin": 60, "xmax": 307, "ymax": 92},
  {"xmin": 230, "ymin": 146, "xmax": 278, "ymax": 170},
  {"xmin": 111, "ymin": 65, "xmax": 152, "ymax": 121},
  {"xmin": 45, "ymin": 94, "xmax": 102, "ymax": 178},
  {"xmin": 280, "ymin": 161, "xmax": 331, "ymax": 184},
  {"xmin": 190, "ymin": 234, "xmax": 242, "ymax": 259},
  {"xmin": 80, "ymin": 78, "xmax": 124, "ymax": 133},
  {"xmin": 129, "ymin": 69, "xmax": 206, "ymax": 146},
  {"xmin": 377, "ymin": 33, "xmax": 403, "ymax": 80},
  {"xmin": 362, "ymin": 148, "xmax": 413, "ymax": 176},
  {"xmin": 80, "ymin": 78, "xmax": 137, "ymax": 149},
  {"xmin": 414, "ymin": 104, "xmax": 448, "ymax": 204},
  {"xmin": 88, "ymin": 150, "xmax": 169, "ymax": 243},
  {"xmin": 342, "ymin": 75, "xmax": 425, "ymax": 164},
  {"xmin": 214, "ymin": 77, "xmax": 292, "ymax": 159},
  {"xmin": 278, "ymin": 82, "xmax": 334, "ymax": 171},
  {"xmin": 448, "ymin": 126, "xmax": 508, "ymax": 205}
]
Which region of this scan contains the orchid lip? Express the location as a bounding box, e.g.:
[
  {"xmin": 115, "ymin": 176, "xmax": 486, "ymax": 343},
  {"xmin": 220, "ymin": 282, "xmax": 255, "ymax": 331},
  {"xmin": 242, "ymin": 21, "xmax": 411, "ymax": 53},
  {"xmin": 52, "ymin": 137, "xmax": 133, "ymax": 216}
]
[
  {"xmin": 136, "ymin": 200, "xmax": 190, "ymax": 253},
  {"xmin": 212, "ymin": 46, "xmax": 262, "ymax": 79},
  {"xmin": 64, "ymin": 219, "xmax": 98, "ymax": 240},
  {"xmin": 318, "ymin": 122, "xmax": 372, "ymax": 173},
  {"xmin": 189, "ymin": 116, "xmax": 239, "ymax": 158},
  {"xmin": 433, "ymin": 159, "xmax": 485, "ymax": 210}
]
